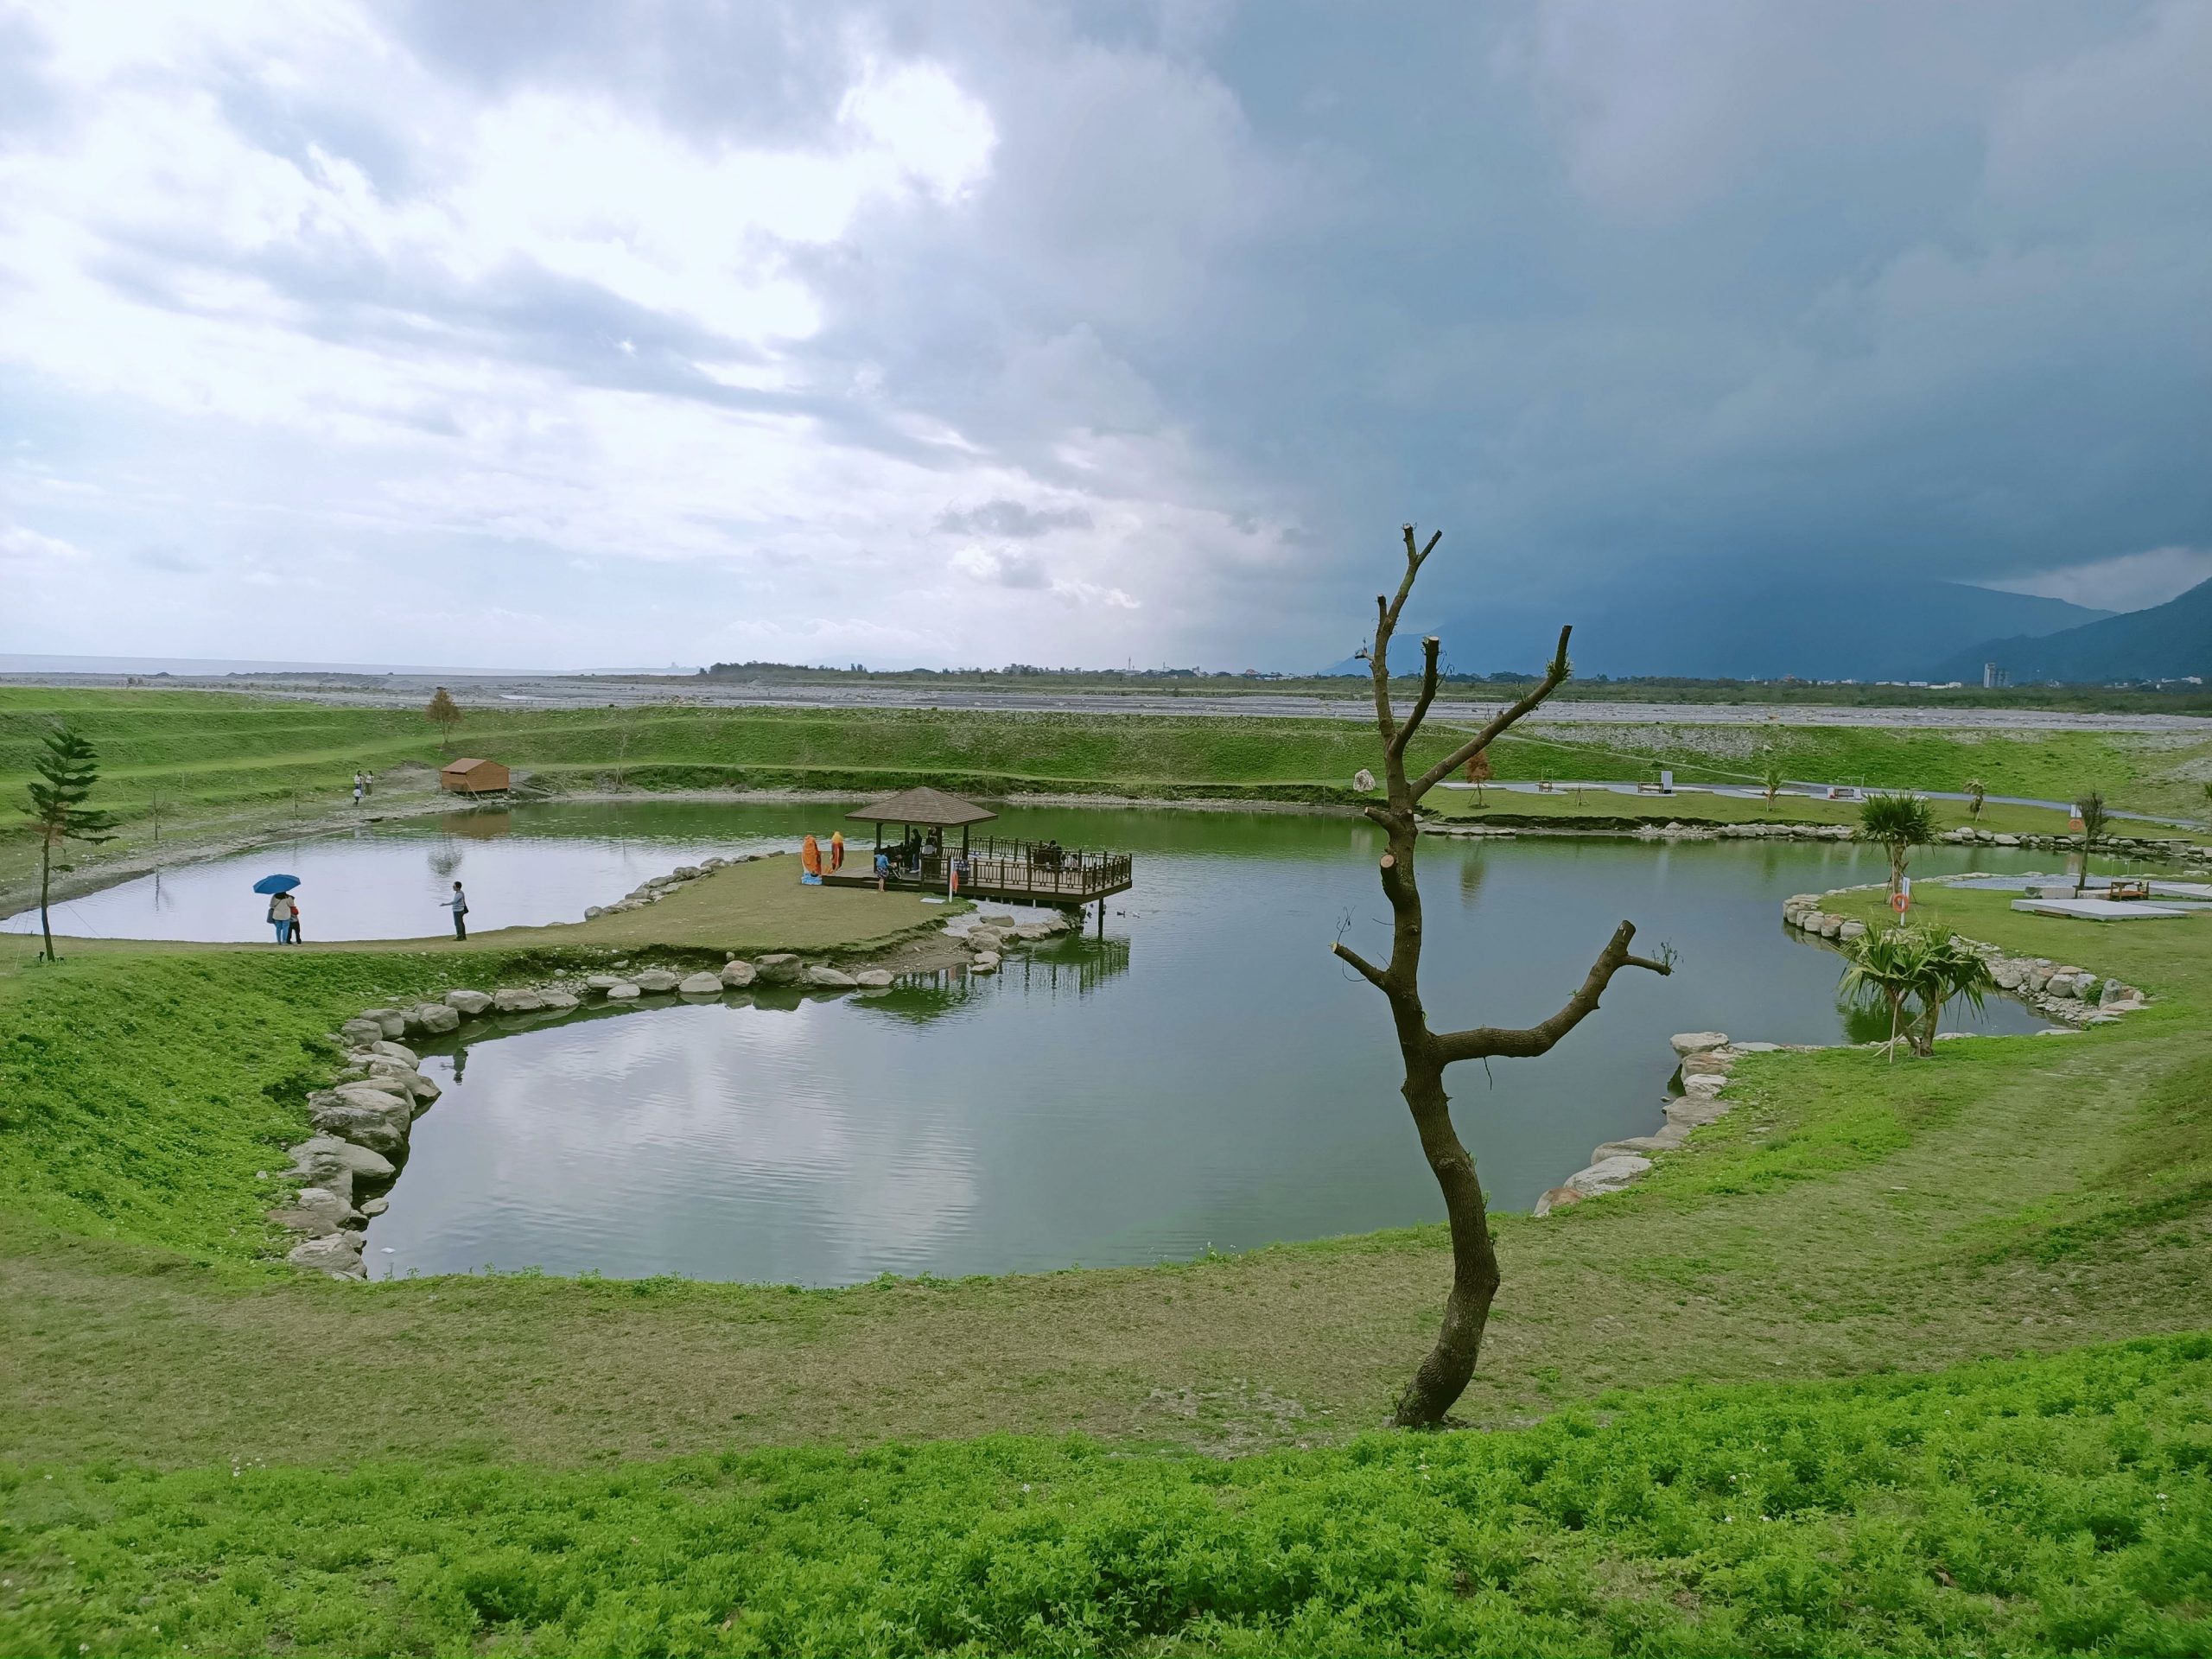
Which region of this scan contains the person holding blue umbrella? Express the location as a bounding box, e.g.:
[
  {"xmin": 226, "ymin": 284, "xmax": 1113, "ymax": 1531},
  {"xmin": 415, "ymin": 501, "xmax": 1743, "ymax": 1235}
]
[{"xmin": 253, "ymin": 874, "xmax": 300, "ymax": 943}]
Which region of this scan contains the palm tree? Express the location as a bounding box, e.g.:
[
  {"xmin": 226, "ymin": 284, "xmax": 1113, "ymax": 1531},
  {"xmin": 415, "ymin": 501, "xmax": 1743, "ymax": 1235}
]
[
  {"xmin": 2073, "ymin": 790, "xmax": 2109, "ymax": 897},
  {"xmin": 20, "ymin": 723, "xmax": 120, "ymax": 962},
  {"xmin": 1839, "ymin": 923, "xmax": 1995, "ymax": 1059},
  {"xmin": 1857, "ymin": 791, "xmax": 1938, "ymax": 896},
  {"xmin": 1760, "ymin": 758, "xmax": 1785, "ymax": 814},
  {"xmin": 1963, "ymin": 778, "xmax": 1986, "ymax": 821}
]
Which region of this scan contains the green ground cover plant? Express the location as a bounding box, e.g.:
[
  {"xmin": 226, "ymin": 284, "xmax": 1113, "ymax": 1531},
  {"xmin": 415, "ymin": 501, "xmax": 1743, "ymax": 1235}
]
[{"xmin": 5, "ymin": 1337, "xmax": 2208, "ymax": 1656}]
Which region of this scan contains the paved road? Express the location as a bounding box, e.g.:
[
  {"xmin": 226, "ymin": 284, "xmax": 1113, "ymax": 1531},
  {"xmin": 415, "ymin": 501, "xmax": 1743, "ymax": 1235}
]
[
  {"xmin": 1452, "ymin": 779, "xmax": 2209, "ymax": 830},
  {"xmin": 7, "ymin": 670, "xmax": 2210, "ymax": 734}
]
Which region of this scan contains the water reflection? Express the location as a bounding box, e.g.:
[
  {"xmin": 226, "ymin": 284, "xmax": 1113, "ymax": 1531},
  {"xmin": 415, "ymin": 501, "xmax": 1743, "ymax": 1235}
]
[{"xmin": 359, "ymin": 811, "xmax": 2072, "ymax": 1285}]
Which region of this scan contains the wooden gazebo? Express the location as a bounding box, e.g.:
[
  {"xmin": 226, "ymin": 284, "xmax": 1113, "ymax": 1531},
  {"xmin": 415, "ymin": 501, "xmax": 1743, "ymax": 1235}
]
[
  {"xmin": 845, "ymin": 786, "xmax": 997, "ymax": 878},
  {"xmin": 832, "ymin": 786, "xmax": 1133, "ymax": 915}
]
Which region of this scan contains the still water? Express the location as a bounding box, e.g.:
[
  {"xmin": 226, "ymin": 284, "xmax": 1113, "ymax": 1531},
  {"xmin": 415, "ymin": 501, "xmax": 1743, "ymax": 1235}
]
[
  {"xmin": 3, "ymin": 804, "xmax": 791, "ymax": 941},
  {"xmin": 300, "ymin": 803, "xmax": 2063, "ymax": 1283}
]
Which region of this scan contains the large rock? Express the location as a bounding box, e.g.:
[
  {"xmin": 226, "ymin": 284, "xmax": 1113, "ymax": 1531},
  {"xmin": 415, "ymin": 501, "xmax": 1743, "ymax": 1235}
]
[
  {"xmin": 359, "ymin": 1007, "xmax": 408, "ymax": 1039},
  {"xmin": 753, "ymin": 954, "xmax": 802, "ymax": 986},
  {"xmin": 340, "ymin": 1016, "xmax": 387, "ymax": 1046},
  {"xmin": 288, "ymin": 1135, "xmax": 395, "ymax": 1185},
  {"xmin": 965, "ymin": 929, "xmax": 1006, "ymax": 953},
  {"xmin": 1565, "ymin": 1154, "xmax": 1651, "ymax": 1196},
  {"xmin": 269, "ymin": 1185, "xmax": 363, "ymax": 1237},
  {"xmin": 969, "ymin": 952, "xmax": 1001, "ymax": 974},
  {"xmin": 678, "ymin": 971, "xmax": 725, "ymax": 995},
  {"xmin": 720, "ymin": 960, "xmax": 757, "ymax": 988},
  {"xmin": 1532, "ymin": 1185, "xmax": 1584, "ymax": 1218},
  {"xmin": 491, "ymin": 988, "xmax": 543, "ymax": 1014},
  {"xmin": 1592, "ymin": 1129, "xmax": 1687, "ymax": 1160},
  {"xmin": 854, "ymin": 969, "xmax": 894, "ymax": 989},
  {"xmin": 287, "ymin": 1231, "xmax": 365, "ymax": 1279},
  {"xmin": 1679, "ymin": 1052, "xmax": 1732, "ymax": 1078},
  {"xmin": 2101, "ymin": 981, "xmax": 2144, "ymax": 1009},
  {"xmin": 805, "ymin": 965, "xmax": 857, "ymax": 989},
  {"xmin": 361, "ymin": 1038, "xmax": 420, "ymax": 1065},
  {"xmin": 537, "ymin": 989, "xmax": 580, "ymax": 1011},
  {"xmin": 404, "ymin": 1002, "xmax": 461, "ymax": 1035},
  {"xmin": 607, "ymin": 982, "xmax": 641, "ymax": 1000},
  {"xmin": 631, "ymin": 969, "xmax": 683, "ymax": 994},
  {"xmin": 585, "ymin": 974, "xmax": 625, "ymax": 992},
  {"xmin": 1663, "ymin": 1093, "xmax": 1732, "ymax": 1130},
  {"xmin": 444, "ymin": 988, "xmax": 493, "ymax": 1015}
]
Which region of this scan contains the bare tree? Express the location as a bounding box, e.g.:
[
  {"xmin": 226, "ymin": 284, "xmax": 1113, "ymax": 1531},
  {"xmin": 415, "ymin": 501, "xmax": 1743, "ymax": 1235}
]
[{"xmin": 1332, "ymin": 525, "xmax": 1675, "ymax": 1427}]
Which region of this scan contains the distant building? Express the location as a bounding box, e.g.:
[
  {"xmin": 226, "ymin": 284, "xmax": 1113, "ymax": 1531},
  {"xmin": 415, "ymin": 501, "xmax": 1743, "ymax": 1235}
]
[{"xmin": 1982, "ymin": 662, "xmax": 2009, "ymax": 689}]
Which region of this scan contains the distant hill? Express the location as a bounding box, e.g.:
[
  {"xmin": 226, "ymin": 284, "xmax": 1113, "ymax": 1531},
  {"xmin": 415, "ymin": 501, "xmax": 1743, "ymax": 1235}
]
[
  {"xmin": 1933, "ymin": 578, "xmax": 2212, "ymax": 684},
  {"xmin": 1318, "ymin": 579, "xmax": 2107, "ymax": 682}
]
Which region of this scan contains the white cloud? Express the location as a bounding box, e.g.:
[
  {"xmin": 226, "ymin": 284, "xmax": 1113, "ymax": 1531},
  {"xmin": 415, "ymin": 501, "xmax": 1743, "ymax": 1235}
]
[
  {"xmin": 1979, "ymin": 546, "xmax": 2212, "ymax": 614},
  {"xmin": 0, "ymin": 522, "xmax": 86, "ymax": 564}
]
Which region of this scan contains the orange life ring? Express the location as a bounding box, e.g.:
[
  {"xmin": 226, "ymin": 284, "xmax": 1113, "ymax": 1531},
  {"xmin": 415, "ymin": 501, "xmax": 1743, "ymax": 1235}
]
[{"xmin": 1889, "ymin": 891, "xmax": 1910, "ymax": 912}]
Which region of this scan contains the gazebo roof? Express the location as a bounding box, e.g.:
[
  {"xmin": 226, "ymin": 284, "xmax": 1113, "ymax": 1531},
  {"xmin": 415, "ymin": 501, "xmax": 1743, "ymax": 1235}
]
[{"xmin": 846, "ymin": 785, "xmax": 997, "ymax": 828}]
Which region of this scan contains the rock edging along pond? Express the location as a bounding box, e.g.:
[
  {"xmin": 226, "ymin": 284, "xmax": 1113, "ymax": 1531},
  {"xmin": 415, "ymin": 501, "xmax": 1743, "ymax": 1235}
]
[
  {"xmin": 273, "ymin": 893, "xmax": 1082, "ymax": 1278},
  {"xmin": 1530, "ymin": 877, "xmax": 2156, "ymax": 1221}
]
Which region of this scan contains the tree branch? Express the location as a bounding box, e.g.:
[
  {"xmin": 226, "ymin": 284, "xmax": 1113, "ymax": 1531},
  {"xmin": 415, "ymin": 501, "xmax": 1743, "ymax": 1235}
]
[
  {"xmin": 1388, "ymin": 636, "xmax": 1442, "ymax": 761},
  {"xmin": 1330, "ymin": 939, "xmax": 1390, "ymax": 993},
  {"xmin": 1408, "ymin": 625, "xmax": 1573, "ymax": 802},
  {"xmin": 1430, "ymin": 919, "xmax": 1669, "ymax": 1064},
  {"xmin": 1367, "ymin": 526, "xmax": 1444, "ymax": 760}
]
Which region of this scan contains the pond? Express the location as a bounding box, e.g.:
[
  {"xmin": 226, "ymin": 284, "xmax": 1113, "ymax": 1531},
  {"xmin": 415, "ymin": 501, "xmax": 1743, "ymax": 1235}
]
[
  {"xmin": 188, "ymin": 801, "xmax": 2061, "ymax": 1285},
  {"xmin": 3, "ymin": 803, "xmax": 788, "ymax": 942}
]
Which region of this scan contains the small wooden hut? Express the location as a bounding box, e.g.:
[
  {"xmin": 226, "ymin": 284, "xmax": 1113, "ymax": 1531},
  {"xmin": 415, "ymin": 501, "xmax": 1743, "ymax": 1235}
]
[{"xmin": 439, "ymin": 756, "xmax": 510, "ymax": 796}]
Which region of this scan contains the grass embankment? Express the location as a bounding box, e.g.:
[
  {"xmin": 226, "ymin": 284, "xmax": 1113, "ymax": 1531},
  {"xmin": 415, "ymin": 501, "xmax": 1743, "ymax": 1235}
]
[
  {"xmin": 7, "ymin": 1336, "xmax": 2209, "ymax": 1656},
  {"xmin": 0, "ymin": 859, "xmax": 945, "ymax": 1259},
  {"xmin": 6, "ymin": 690, "xmax": 2212, "ymax": 1650},
  {"xmin": 5, "ymin": 690, "xmax": 2207, "ymax": 901}
]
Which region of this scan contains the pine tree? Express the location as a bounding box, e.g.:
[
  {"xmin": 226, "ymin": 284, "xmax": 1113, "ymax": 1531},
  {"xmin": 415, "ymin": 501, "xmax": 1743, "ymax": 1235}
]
[{"xmin": 21, "ymin": 723, "xmax": 119, "ymax": 962}]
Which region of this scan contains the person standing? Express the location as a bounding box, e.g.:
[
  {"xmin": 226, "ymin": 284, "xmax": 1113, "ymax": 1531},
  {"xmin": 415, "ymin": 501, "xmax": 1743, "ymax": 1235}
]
[
  {"xmin": 363, "ymin": 770, "xmax": 374, "ymax": 795},
  {"xmin": 444, "ymin": 880, "xmax": 468, "ymax": 940},
  {"xmin": 288, "ymin": 896, "xmax": 304, "ymax": 944},
  {"xmin": 352, "ymin": 773, "xmax": 364, "ymax": 808},
  {"xmin": 266, "ymin": 889, "xmax": 294, "ymax": 943}
]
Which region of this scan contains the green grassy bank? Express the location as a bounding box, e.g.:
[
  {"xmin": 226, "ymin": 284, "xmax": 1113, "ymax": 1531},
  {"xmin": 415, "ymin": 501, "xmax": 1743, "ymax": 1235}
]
[
  {"xmin": 7, "ymin": 686, "xmax": 2212, "ymax": 1653},
  {"xmin": 7, "ymin": 1336, "xmax": 2209, "ymax": 1656},
  {"xmin": 5, "ymin": 690, "xmax": 2207, "ymax": 902}
]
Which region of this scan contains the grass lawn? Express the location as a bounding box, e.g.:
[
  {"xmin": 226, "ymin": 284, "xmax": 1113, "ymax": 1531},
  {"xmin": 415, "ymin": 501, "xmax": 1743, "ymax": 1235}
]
[
  {"xmin": 6, "ymin": 690, "xmax": 2212, "ymax": 1652},
  {"xmin": 7, "ymin": 689, "xmax": 2209, "ymax": 900}
]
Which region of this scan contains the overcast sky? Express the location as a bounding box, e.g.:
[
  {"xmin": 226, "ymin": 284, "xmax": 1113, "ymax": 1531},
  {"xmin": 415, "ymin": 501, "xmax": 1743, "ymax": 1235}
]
[{"xmin": 3, "ymin": 1, "xmax": 2208, "ymax": 671}]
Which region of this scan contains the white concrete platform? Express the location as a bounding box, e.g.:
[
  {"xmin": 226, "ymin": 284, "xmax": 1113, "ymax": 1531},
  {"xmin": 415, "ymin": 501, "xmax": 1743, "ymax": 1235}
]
[{"xmin": 2011, "ymin": 898, "xmax": 2193, "ymax": 921}]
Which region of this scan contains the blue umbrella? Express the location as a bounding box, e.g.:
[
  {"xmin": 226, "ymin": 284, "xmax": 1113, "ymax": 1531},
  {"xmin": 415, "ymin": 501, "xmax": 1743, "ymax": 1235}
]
[{"xmin": 251, "ymin": 874, "xmax": 302, "ymax": 894}]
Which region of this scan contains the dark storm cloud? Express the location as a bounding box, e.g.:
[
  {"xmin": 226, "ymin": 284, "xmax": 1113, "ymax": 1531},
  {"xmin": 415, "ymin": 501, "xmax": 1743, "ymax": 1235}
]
[{"xmin": 4, "ymin": 0, "xmax": 2207, "ymax": 670}]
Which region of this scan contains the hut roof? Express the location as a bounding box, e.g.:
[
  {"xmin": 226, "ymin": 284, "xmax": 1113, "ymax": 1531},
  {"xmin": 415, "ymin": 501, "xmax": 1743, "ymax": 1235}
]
[
  {"xmin": 442, "ymin": 757, "xmax": 493, "ymax": 774},
  {"xmin": 846, "ymin": 785, "xmax": 997, "ymax": 828}
]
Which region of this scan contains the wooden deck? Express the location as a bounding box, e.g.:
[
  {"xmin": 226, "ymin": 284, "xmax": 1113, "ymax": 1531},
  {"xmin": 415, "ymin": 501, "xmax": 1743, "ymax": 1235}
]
[{"xmin": 823, "ymin": 836, "xmax": 1133, "ymax": 908}]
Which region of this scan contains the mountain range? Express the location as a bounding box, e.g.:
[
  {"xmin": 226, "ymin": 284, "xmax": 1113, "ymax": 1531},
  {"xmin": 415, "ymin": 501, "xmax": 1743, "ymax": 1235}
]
[
  {"xmin": 1934, "ymin": 578, "xmax": 2212, "ymax": 685},
  {"xmin": 1319, "ymin": 579, "xmax": 2108, "ymax": 683}
]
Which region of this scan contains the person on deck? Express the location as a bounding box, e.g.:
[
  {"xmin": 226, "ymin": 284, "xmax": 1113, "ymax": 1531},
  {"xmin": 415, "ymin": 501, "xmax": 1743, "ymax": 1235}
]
[
  {"xmin": 874, "ymin": 847, "xmax": 891, "ymax": 892},
  {"xmin": 444, "ymin": 880, "xmax": 468, "ymax": 940}
]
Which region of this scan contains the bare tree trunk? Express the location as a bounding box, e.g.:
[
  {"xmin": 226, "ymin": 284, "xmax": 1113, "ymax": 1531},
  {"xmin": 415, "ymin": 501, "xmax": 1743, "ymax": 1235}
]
[{"xmin": 1332, "ymin": 525, "xmax": 1674, "ymax": 1428}]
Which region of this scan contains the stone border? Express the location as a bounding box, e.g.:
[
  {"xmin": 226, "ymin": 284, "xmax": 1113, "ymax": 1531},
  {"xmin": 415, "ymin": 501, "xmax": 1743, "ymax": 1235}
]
[
  {"xmin": 1782, "ymin": 880, "xmax": 2148, "ymax": 1027},
  {"xmin": 273, "ymin": 898, "xmax": 1083, "ymax": 1278},
  {"xmin": 1531, "ymin": 874, "xmax": 2157, "ymax": 1219}
]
